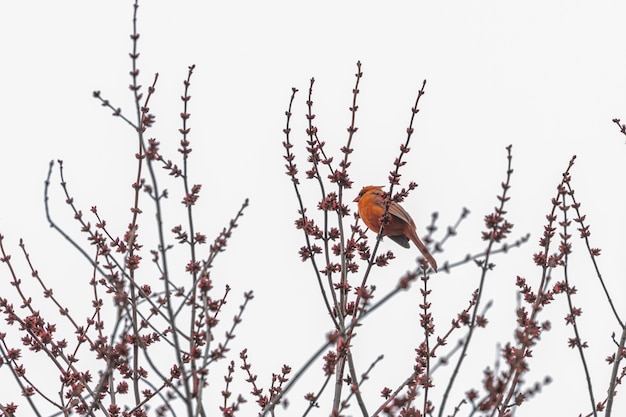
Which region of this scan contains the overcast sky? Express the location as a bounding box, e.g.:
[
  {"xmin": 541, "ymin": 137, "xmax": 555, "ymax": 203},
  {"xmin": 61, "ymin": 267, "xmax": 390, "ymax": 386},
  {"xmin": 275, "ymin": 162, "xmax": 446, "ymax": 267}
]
[{"xmin": 1, "ymin": 2, "xmax": 625, "ymax": 416}]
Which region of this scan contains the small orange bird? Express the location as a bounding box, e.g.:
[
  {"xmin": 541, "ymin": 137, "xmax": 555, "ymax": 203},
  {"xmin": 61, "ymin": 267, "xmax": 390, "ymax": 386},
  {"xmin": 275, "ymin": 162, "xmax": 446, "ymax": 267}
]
[{"xmin": 354, "ymin": 185, "xmax": 437, "ymax": 272}]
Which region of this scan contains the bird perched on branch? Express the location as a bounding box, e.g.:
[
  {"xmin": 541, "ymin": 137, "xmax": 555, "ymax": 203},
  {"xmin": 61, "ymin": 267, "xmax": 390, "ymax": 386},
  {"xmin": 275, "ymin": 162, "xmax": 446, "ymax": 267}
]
[{"xmin": 354, "ymin": 185, "xmax": 437, "ymax": 272}]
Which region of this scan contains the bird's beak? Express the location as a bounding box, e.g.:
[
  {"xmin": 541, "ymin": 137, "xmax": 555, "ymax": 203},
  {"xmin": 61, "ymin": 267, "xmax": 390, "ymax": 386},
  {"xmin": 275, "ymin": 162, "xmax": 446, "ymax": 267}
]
[{"xmin": 353, "ymin": 195, "xmax": 361, "ymax": 203}]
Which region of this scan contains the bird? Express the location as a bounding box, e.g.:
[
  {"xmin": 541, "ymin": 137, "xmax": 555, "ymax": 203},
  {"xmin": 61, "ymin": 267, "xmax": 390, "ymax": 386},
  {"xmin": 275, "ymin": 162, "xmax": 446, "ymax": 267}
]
[{"xmin": 353, "ymin": 185, "xmax": 437, "ymax": 272}]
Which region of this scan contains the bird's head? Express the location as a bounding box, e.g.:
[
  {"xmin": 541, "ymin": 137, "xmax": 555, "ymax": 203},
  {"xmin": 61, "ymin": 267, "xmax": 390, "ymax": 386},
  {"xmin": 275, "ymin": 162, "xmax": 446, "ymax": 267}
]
[{"xmin": 353, "ymin": 185, "xmax": 384, "ymax": 202}]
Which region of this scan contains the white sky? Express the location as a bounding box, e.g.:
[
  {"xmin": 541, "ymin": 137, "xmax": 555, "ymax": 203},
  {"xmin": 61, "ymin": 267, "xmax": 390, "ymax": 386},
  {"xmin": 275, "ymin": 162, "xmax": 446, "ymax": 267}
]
[{"xmin": 1, "ymin": 1, "xmax": 626, "ymax": 416}]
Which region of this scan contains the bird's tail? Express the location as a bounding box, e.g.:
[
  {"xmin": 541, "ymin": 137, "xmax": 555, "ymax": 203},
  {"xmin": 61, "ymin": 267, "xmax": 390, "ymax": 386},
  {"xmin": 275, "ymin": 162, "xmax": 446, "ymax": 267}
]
[{"xmin": 409, "ymin": 230, "xmax": 438, "ymax": 272}]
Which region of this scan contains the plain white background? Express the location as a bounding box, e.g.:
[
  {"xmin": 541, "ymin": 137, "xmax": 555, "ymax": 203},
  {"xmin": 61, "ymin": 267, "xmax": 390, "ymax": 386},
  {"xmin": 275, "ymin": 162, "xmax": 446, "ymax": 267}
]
[{"xmin": 1, "ymin": 1, "xmax": 625, "ymax": 416}]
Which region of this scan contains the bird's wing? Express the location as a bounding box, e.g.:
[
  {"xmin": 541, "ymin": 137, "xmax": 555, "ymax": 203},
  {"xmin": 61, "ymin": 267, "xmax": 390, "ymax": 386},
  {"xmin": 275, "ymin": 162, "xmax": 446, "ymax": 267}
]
[
  {"xmin": 388, "ymin": 235, "xmax": 410, "ymax": 248},
  {"xmin": 388, "ymin": 201, "xmax": 415, "ymax": 227}
]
